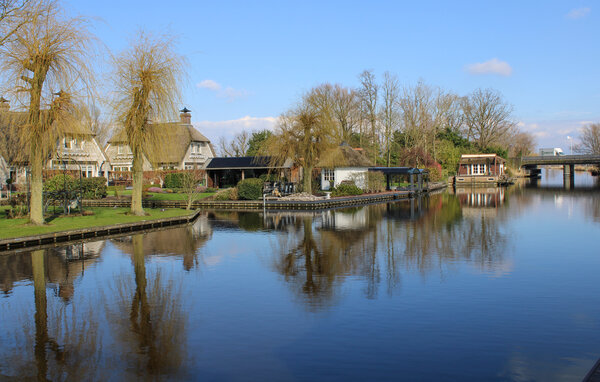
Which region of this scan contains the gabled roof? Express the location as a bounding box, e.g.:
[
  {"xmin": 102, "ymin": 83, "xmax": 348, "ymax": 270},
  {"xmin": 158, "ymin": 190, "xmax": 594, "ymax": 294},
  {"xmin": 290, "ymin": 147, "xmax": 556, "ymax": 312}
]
[
  {"xmin": 317, "ymin": 144, "xmax": 373, "ymax": 168},
  {"xmin": 459, "ymin": 154, "xmax": 506, "ymax": 164},
  {"xmin": 107, "ymin": 122, "xmax": 213, "ymax": 164},
  {"xmin": 205, "ymin": 156, "xmax": 292, "ymax": 170}
]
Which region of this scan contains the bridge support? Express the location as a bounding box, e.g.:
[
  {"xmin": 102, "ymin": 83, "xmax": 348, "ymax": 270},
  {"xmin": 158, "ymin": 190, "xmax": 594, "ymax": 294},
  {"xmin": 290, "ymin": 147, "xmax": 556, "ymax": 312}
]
[{"xmin": 563, "ymin": 164, "xmax": 574, "ymax": 189}]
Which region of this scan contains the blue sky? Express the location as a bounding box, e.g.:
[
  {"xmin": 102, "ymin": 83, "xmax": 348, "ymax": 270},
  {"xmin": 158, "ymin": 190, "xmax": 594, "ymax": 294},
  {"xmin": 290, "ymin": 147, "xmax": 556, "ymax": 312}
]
[{"xmin": 69, "ymin": 0, "xmax": 599, "ymax": 150}]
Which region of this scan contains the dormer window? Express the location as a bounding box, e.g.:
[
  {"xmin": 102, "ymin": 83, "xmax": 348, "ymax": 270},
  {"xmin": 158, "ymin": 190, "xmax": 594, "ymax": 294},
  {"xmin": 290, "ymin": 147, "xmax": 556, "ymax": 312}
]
[
  {"xmin": 191, "ymin": 142, "xmax": 201, "ymax": 153},
  {"xmin": 118, "ymin": 144, "xmax": 125, "ymax": 154}
]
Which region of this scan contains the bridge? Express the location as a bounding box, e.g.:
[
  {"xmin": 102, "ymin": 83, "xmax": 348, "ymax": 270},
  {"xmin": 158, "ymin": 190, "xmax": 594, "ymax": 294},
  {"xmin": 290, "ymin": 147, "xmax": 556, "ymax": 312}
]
[{"xmin": 517, "ymin": 155, "xmax": 600, "ymax": 189}]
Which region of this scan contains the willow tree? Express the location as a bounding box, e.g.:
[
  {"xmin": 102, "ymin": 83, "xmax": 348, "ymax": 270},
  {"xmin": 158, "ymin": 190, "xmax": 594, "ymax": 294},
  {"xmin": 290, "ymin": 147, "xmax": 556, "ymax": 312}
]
[
  {"xmin": 112, "ymin": 32, "xmax": 184, "ymax": 215},
  {"xmin": 0, "ymin": 2, "xmax": 96, "ymax": 225},
  {"xmin": 263, "ymin": 88, "xmax": 338, "ymax": 193}
]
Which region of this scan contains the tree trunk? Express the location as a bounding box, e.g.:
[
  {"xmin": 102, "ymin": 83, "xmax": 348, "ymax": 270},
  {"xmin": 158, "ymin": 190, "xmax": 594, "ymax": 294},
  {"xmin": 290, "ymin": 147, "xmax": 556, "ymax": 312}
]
[
  {"xmin": 130, "ymin": 148, "xmax": 144, "ymax": 215},
  {"xmin": 303, "ymin": 165, "xmax": 313, "ymax": 194},
  {"xmin": 29, "ymin": 148, "xmax": 44, "ymax": 225}
]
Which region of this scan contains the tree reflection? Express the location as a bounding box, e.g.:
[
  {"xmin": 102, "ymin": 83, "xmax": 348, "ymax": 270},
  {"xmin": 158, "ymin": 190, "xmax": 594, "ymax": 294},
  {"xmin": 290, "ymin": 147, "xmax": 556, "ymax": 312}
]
[
  {"xmin": 105, "ymin": 234, "xmax": 189, "ymax": 379},
  {"xmin": 110, "ymin": 216, "xmax": 211, "ymax": 271},
  {"xmin": 269, "ymin": 191, "xmax": 511, "ymax": 310},
  {"xmin": 0, "ymin": 248, "xmax": 102, "ymax": 381}
]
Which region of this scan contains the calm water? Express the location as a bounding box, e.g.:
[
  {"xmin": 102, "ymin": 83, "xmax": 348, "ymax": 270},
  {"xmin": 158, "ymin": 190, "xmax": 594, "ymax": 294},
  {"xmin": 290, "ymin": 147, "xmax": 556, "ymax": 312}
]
[{"xmin": 1, "ymin": 169, "xmax": 600, "ymax": 381}]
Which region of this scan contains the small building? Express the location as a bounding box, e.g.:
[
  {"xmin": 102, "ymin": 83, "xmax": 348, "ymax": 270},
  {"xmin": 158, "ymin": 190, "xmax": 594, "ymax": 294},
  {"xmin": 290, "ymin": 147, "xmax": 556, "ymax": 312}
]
[
  {"xmin": 455, "ymin": 154, "xmax": 506, "ymax": 185},
  {"xmin": 204, "ymin": 156, "xmax": 295, "ymax": 188},
  {"xmin": 318, "ymin": 144, "xmax": 373, "ymax": 191},
  {"xmin": 104, "ymin": 108, "xmax": 215, "ymax": 183}
]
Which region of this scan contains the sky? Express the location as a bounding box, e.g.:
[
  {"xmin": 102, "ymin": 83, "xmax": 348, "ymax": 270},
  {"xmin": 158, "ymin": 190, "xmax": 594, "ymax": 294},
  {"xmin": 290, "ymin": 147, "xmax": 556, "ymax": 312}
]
[{"xmin": 68, "ymin": 0, "xmax": 599, "ymax": 151}]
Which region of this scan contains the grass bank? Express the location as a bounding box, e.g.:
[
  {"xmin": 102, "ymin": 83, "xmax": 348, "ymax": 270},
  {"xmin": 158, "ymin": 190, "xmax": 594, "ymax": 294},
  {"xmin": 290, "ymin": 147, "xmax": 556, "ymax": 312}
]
[
  {"xmin": 0, "ymin": 207, "xmax": 194, "ymax": 240},
  {"xmin": 107, "ymin": 189, "xmax": 215, "ymax": 201}
]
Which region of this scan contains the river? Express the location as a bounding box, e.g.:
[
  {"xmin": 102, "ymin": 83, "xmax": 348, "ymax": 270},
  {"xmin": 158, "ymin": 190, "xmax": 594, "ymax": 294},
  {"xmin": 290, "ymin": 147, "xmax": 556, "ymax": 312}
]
[{"xmin": 1, "ymin": 169, "xmax": 599, "ymax": 381}]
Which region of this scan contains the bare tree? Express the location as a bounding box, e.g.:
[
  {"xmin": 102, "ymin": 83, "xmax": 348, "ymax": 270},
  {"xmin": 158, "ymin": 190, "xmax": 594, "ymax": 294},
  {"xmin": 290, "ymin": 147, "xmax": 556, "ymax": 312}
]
[
  {"xmin": 462, "ymin": 88, "xmax": 516, "ymax": 150},
  {"xmin": 217, "ymin": 130, "xmax": 249, "ymax": 157},
  {"xmin": 400, "ymin": 81, "xmax": 435, "ymax": 151},
  {"xmin": 111, "ymin": 31, "xmax": 184, "ymax": 216},
  {"xmin": 180, "ymin": 169, "xmax": 206, "ymax": 210},
  {"xmin": 0, "ymin": 2, "xmax": 97, "ymax": 225},
  {"xmin": 0, "ymin": 0, "xmax": 43, "ymax": 47},
  {"xmin": 432, "ymin": 90, "xmax": 464, "ymax": 161},
  {"xmin": 358, "ymin": 70, "xmax": 379, "ymax": 163},
  {"xmin": 508, "ymin": 131, "xmax": 535, "ymax": 157},
  {"xmin": 576, "ymin": 123, "xmax": 600, "ymax": 155},
  {"xmin": 332, "ymin": 84, "xmax": 361, "ymax": 143},
  {"xmin": 379, "ymin": 71, "xmax": 400, "ymax": 166}
]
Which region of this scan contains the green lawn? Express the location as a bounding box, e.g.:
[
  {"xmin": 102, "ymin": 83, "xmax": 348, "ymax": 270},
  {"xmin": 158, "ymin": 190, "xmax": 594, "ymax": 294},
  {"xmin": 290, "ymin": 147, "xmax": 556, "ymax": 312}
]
[
  {"xmin": 0, "ymin": 207, "xmax": 195, "ymax": 240},
  {"xmin": 107, "ymin": 189, "xmax": 214, "ymax": 201},
  {"xmin": 146, "ymin": 192, "xmax": 214, "ymax": 201}
]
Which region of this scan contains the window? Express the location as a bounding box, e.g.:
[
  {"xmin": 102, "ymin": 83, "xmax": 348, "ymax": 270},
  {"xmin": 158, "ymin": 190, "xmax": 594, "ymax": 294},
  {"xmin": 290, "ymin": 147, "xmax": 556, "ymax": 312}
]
[
  {"xmin": 191, "ymin": 142, "xmax": 201, "ymax": 153},
  {"xmin": 323, "ymin": 169, "xmax": 335, "ymax": 182},
  {"xmin": 472, "ymin": 164, "xmax": 486, "ymax": 175}
]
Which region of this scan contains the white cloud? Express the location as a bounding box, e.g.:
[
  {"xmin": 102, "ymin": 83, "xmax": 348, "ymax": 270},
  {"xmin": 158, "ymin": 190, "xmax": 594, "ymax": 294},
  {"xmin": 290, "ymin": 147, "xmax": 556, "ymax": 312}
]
[
  {"xmin": 466, "ymin": 58, "xmax": 512, "ymax": 76},
  {"xmin": 194, "ymin": 116, "xmax": 278, "ymax": 142},
  {"xmin": 566, "ymin": 7, "xmax": 591, "ymax": 19},
  {"xmin": 518, "ymin": 121, "xmax": 540, "ymax": 131},
  {"xmin": 197, "ymin": 79, "xmax": 221, "ymax": 91},
  {"xmin": 196, "ymin": 79, "xmax": 249, "ymax": 102}
]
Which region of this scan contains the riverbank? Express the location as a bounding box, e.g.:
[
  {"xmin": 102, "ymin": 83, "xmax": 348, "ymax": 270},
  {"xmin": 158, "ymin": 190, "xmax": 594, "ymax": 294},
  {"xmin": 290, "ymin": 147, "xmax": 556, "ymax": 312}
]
[{"xmin": 0, "ymin": 207, "xmax": 195, "ymax": 240}]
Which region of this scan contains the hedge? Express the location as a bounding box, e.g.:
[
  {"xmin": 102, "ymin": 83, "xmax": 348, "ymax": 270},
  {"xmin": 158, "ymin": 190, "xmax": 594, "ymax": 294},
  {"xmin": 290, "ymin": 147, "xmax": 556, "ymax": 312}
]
[{"xmin": 237, "ymin": 178, "xmax": 264, "ymax": 200}]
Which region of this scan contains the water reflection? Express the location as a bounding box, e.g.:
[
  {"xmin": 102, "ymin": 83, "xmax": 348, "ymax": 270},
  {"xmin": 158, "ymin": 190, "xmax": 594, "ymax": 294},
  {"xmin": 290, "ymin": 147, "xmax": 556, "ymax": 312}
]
[
  {"xmin": 104, "ymin": 234, "xmax": 189, "ymax": 379},
  {"xmin": 0, "ymin": 176, "xmax": 599, "ymax": 380},
  {"xmin": 0, "ymin": 247, "xmax": 102, "ymax": 381},
  {"xmin": 110, "ymin": 215, "xmax": 212, "ymax": 271}
]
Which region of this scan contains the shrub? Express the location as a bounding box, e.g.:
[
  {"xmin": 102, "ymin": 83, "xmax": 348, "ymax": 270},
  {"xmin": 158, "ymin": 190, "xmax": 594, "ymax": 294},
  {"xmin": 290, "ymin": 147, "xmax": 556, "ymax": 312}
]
[
  {"xmin": 237, "ymin": 178, "xmax": 264, "ymax": 200},
  {"xmin": 425, "ymin": 167, "xmax": 442, "ymax": 182},
  {"xmin": 147, "ymin": 187, "xmax": 163, "ymax": 193},
  {"xmin": 81, "ymin": 177, "xmax": 107, "ymax": 199},
  {"xmin": 367, "ymin": 171, "xmax": 385, "ymax": 193},
  {"xmin": 331, "ymin": 183, "xmax": 363, "ymax": 197},
  {"xmin": 44, "ymin": 174, "xmax": 76, "ymax": 194},
  {"xmin": 163, "ymin": 173, "xmax": 185, "ymax": 189},
  {"xmin": 7, "ymin": 193, "xmax": 28, "ymax": 218},
  {"xmin": 214, "ymin": 188, "xmax": 238, "ymax": 201}
]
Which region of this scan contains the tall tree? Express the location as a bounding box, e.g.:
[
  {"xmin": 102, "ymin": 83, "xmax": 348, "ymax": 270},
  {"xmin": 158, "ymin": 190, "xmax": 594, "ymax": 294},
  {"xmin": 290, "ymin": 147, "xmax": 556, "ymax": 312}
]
[
  {"xmin": 111, "ymin": 31, "xmax": 184, "ymax": 216},
  {"xmin": 332, "ymin": 84, "xmax": 360, "ymax": 143},
  {"xmin": 462, "ymin": 88, "xmax": 516, "ymax": 150},
  {"xmin": 379, "ymin": 71, "xmax": 400, "ymax": 166},
  {"xmin": 263, "ymin": 88, "xmax": 338, "ymax": 192},
  {"xmin": 358, "ymin": 70, "xmax": 379, "ymax": 163},
  {"xmin": 0, "ymin": 2, "xmax": 96, "ymax": 225},
  {"xmin": 399, "ymin": 80, "xmax": 435, "ymax": 152}
]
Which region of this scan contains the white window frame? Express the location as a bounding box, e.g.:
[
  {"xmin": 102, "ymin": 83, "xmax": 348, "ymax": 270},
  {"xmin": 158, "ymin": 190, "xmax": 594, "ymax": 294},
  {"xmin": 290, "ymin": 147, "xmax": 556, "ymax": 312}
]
[{"xmin": 323, "ymin": 168, "xmax": 335, "ymax": 182}]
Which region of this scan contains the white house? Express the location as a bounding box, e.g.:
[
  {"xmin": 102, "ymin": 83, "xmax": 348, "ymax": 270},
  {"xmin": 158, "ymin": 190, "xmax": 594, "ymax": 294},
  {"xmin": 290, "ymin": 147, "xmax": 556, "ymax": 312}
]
[{"xmin": 318, "ymin": 144, "xmax": 373, "ymax": 191}]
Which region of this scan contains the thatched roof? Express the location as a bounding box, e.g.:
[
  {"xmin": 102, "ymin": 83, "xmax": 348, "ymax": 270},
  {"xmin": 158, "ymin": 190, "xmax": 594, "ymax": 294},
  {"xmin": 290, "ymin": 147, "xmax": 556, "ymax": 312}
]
[
  {"xmin": 107, "ymin": 122, "xmax": 213, "ymax": 164},
  {"xmin": 317, "ymin": 145, "xmax": 373, "ymax": 168}
]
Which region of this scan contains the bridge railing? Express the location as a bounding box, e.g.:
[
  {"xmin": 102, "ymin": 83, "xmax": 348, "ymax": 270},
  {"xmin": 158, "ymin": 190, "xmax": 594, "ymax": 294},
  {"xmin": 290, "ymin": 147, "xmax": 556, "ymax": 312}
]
[{"xmin": 516, "ymin": 155, "xmax": 600, "ymax": 166}]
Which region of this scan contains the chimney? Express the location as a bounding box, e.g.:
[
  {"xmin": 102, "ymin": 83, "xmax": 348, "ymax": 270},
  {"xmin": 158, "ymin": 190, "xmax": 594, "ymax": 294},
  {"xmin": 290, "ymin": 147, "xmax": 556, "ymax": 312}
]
[
  {"xmin": 0, "ymin": 97, "xmax": 9, "ymax": 111},
  {"xmin": 180, "ymin": 107, "xmax": 191, "ymax": 124}
]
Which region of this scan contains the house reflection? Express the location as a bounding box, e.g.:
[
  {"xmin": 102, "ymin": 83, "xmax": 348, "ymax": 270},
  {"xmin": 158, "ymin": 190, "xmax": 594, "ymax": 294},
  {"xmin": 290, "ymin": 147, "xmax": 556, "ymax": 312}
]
[
  {"xmin": 0, "ymin": 241, "xmax": 104, "ymax": 299},
  {"xmin": 110, "ymin": 214, "xmax": 212, "ymax": 270}
]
